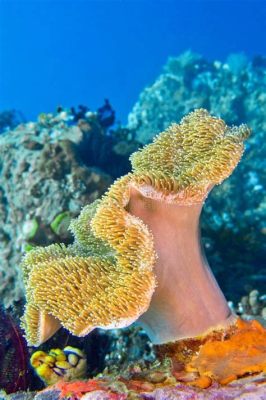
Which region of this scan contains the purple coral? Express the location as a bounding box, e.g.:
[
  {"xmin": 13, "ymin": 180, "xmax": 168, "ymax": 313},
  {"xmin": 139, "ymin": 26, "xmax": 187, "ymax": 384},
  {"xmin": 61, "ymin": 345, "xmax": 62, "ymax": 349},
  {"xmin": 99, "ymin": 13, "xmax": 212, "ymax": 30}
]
[{"xmin": 0, "ymin": 308, "xmax": 30, "ymax": 393}]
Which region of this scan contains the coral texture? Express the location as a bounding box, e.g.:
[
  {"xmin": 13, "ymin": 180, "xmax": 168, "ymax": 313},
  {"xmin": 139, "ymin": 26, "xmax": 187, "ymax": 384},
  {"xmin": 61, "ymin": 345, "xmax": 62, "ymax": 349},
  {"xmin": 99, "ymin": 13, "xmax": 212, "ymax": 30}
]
[
  {"xmin": 156, "ymin": 318, "xmax": 266, "ymax": 387},
  {"xmin": 21, "ymin": 176, "xmax": 156, "ymax": 345},
  {"xmin": 130, "ymin": 109, "xmax": 249, "ymax": 204},
  {"xmin": 236, "ymin": 289, "xmax": 266, "ymax": 324},
  {"xmin": 21, "ymin": 109, "xmax": 249, "ymax": 347}
]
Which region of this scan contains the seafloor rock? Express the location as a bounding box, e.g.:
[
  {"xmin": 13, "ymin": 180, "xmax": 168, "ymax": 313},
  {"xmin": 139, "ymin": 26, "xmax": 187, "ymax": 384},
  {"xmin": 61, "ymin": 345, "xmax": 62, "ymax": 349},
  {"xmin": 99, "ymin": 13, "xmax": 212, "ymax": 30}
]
[
  {"xmin": 142, "ymin": 378, "xmax": 266, "ymax": 400},
  {"xmin": 0, "ymin": 113, "xmax": 112, "ymax": 308},
  {"xmin": 12, "ymin": 373, "xmax": 265, "ymax": 400},
  {"xmin": 128, "ymin": 51, "xmax": 266, "ymax": 300}
]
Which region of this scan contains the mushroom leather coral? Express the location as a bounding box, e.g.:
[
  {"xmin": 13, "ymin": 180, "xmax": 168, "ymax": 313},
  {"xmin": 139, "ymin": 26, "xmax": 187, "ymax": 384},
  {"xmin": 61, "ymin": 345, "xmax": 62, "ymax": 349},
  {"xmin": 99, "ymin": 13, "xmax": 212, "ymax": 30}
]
[{"xmin": 21, "ymin": 109, "xmax": 250, "ymax": 348}]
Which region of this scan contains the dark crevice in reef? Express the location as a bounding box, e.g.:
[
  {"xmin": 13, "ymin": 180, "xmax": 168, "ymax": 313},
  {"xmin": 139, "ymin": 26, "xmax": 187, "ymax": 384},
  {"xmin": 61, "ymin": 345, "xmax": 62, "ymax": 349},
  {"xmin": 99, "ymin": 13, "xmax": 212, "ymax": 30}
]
[
  {"xmin": 77, "ymin": 127, "xmax": 133, "ymax": 179},
  {"xmin": 75, "ymin": 102, "xmax": 141, "ymax": 179}
]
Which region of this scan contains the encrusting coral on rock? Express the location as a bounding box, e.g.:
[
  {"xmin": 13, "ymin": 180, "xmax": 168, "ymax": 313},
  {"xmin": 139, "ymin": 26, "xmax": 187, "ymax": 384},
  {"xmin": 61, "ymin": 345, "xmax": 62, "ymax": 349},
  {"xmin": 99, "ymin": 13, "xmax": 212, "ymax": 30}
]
[{"xmin": 21, "ymin": 109, "xmax": 266, "ymax": 390}]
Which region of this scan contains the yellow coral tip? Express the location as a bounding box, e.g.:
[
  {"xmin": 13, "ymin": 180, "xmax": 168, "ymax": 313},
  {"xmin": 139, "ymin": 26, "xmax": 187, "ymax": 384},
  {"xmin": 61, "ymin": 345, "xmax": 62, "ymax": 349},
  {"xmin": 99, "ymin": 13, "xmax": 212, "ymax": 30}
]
[
  {"xmin": 49, "ymin": 349, "xmax": 67, "ymax": 361},
  {"xmin": 30, "ymin": 351, "xmax": 47, "ymax": 367},
  {"xmin": 67, "ymin": 354, "xmax": 79, "ymax": 367},
  {"xmin": 44, "ymin": 355, "xmax": 56, "ymax": 366},
  {"xmin": 64, "ymin": 346, "xmax": 85, "ymax": 358},
  {"xmin": 36, "ymin": 364, "xmax": 53, "ymax": 380},
  {"xmin": 55, "ymin": 360, "xmax": 71, "ymax": 370}
]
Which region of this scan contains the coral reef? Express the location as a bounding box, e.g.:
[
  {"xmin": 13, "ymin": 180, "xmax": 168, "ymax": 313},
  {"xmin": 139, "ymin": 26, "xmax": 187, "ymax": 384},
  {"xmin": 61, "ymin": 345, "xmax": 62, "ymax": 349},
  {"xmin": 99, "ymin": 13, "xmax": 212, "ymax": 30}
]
[
  {"xmin": 102, "ymin": 327, "xmax": 156, "ymax": 370},
  {"xmin": 20, "ymin": 109, "xmax": 266, "ymax": 391},
  {"xmin": 128, "ymin": 51, "xmax": 266, "ymax": 300},
  {"xmin": 29, "ymin": 320, "xmax": 266, "ymax": 395},
  {"xmin": 1, "ymin": 54, "xmax": 266, "ymax": 397},
  {"xmin": 128, "ymin": 51, "xmax": 265, "ymax": 144},
  {"xmin": 0, "ymin": 104, "xmax": 137, "ymax": 308},
  {"xmin": 231, "ymin": 289, "xmax": 266, "ymax": 325}
]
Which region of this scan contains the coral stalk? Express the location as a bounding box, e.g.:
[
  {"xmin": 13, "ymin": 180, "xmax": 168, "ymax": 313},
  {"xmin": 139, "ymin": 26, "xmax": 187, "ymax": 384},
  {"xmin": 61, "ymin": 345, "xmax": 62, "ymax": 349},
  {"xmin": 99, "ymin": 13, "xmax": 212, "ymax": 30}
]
[{"xmin": 128, "ymin": 188, "xmax": 235, "ymax": 344}]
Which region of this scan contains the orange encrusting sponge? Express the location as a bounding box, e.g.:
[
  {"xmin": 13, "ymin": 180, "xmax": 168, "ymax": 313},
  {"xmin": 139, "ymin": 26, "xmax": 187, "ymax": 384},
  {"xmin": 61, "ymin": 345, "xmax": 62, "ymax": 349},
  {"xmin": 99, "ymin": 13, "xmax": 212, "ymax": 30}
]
[{"xmin": 187, "ymin": 319, "xmax": 266, "ymax": 386}]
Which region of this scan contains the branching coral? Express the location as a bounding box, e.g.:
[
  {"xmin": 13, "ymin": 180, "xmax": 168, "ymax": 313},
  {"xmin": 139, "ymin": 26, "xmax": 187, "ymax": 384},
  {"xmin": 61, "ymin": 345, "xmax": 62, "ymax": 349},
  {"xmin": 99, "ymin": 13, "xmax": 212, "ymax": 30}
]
[{"xmin": 22, "ymin": 110, "xmax": 254, "ymax": 358}]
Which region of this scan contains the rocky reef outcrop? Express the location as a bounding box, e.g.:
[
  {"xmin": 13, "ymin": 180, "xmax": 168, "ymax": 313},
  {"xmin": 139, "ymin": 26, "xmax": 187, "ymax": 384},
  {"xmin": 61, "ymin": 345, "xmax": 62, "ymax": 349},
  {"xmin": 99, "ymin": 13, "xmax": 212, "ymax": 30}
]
[{"xmin": 0, "ymin": 108, "xmax": 134, "ymax": 308}]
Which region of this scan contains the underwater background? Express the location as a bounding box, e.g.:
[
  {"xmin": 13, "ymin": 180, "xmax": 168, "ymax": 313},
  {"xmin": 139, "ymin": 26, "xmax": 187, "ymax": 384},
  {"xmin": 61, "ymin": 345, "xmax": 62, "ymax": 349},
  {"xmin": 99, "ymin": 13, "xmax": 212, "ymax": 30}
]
[
  {"xmin": 0, "ymin": 0, "xmax": 266, "ymax": 399},
  {"xmin": 1, "ymin": 0, "xmax": 266, "ymax": 122}
]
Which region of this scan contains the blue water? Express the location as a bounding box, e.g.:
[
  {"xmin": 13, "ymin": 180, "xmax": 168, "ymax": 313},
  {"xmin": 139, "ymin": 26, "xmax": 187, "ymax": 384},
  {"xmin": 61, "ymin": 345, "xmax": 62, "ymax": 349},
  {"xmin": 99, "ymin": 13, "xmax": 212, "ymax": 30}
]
[{"xmin": 0, "ymin": 0, "xmax": 266, "ymax": 122}]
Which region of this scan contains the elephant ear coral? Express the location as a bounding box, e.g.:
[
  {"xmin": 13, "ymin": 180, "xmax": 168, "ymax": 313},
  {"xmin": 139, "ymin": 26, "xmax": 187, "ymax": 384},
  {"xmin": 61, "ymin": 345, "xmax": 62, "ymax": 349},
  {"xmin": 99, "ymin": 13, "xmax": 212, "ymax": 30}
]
[{"xmin": 21, "ymin": 109, "xmax": 252, "ymax": 352}]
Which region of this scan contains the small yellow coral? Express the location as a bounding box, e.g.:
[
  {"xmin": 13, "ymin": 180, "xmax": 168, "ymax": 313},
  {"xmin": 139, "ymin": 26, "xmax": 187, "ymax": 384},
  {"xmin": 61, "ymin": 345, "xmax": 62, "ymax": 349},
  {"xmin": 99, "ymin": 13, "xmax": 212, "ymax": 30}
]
[{"xmin": 30, "ymin": 346, "xmax": 87, "ymax": 386}]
